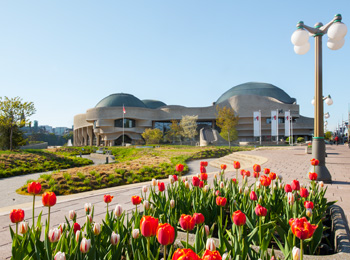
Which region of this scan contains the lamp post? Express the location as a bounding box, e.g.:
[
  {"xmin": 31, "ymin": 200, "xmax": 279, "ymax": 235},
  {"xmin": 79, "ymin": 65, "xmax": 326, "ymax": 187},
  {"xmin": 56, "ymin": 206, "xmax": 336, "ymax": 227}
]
[{"xmin": 291, "ymin": 14, "xmax": 347, "ymax": 183}]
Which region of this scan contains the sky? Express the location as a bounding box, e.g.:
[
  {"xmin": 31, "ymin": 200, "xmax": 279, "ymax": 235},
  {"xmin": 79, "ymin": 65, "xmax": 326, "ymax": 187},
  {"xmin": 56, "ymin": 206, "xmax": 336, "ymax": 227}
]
[{"xmin": 0, "ymin": 1, "xmax": 349, "ymax": 132}]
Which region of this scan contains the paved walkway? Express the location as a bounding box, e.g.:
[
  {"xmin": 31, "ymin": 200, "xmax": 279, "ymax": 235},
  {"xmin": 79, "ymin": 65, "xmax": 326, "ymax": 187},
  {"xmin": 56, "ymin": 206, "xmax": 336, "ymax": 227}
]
[{"xmin": 1, "ymin": 145, "xmax": 350, "ymax": 259}]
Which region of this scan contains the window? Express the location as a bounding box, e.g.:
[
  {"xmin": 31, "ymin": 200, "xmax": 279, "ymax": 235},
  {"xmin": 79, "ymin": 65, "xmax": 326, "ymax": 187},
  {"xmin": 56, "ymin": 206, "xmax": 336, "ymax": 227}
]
[
  {"xmin": 266, "ymin": 118, "xmax": 285, "ymax": 124},
  {"xmin": 114, "ymin": 118, "xmax": 136, "ymax": 128}
]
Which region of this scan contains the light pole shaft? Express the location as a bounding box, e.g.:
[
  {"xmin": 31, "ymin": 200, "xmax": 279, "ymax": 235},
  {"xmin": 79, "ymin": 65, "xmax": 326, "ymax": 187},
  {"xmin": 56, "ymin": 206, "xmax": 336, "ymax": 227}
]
[{"xmin": 314, "ymin": 35, "xmax": 324, "ymax": 138}]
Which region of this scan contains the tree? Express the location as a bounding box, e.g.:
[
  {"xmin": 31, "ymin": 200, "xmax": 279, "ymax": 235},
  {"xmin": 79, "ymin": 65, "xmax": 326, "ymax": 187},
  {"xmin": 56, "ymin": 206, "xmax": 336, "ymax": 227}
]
[
  {"xmin": 216, "ymin": 105, "xmax": 239, "ymax": 148},
  {"xmin": 325, "ymin": 131, "xmax": 332, "ymax": 140},
  {"xmin": 0, "ymin": 97, "xmax": 36, "ymax": 150},
  {"xmin": 0, "ymin": 124, "xmax": 27, "ymax": 150},
  {"xmin": 164, "ymin": 120, "xmax": 183, "ymax": 144},
  {"xmin": 142, "ymin": 128, "xmax": 163, "ymax": 144},
  {"xmin": 180, "ymin": 115, "xmax": 198, "ymax": 144}
]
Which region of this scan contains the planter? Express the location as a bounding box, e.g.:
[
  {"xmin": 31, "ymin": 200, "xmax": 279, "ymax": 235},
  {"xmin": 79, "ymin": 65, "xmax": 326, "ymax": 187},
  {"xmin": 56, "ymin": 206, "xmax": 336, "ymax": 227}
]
[{"xmin": 306, "ymin": 146, "xmax": 312, "ymax": 154}]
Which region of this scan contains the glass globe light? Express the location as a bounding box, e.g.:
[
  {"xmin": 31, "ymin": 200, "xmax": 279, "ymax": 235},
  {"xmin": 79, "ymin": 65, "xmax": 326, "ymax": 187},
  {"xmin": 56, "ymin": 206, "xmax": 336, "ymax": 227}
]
[
  {"xmin": 311, "ymin": 99, "xmax": 315, "ymax": 106},
  {"xmin": 324, "ymin": 112, "xmax": 330, "ymax": 119},
  {"xmin": 325, "ymin": 121, "xmax": 328, "ymax": 126},
  {"xmin": 328, "ymin": 22, "xmax": 347, "ymax": 41},
  {"xmin": 327, "ymin": 37, "xmax": 345, "ymax": 50},
  {"xmin": 291, "ymin": 29, "xmax": 309, "ymax": 46},
  {"xmin": 294, "ymin": 42, "xmax": 310, "ymax": 55},
  {"xmin": 325, "ymin": 96, "xmax": 333, "ymax": 106}
]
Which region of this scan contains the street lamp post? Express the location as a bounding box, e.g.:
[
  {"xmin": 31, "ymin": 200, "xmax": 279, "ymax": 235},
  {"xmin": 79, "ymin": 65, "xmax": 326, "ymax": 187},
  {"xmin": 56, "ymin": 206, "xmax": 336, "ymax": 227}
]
[{"xmin": 291, "ymin": 14, "xmax": 347, "ymax": 183}]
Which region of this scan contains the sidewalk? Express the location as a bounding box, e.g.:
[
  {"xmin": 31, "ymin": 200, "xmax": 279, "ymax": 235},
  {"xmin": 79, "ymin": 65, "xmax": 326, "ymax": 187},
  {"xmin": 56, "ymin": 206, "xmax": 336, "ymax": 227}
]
[{"xmin": 0, "ymin": 145, "xmax": 349, "ymax": 258}]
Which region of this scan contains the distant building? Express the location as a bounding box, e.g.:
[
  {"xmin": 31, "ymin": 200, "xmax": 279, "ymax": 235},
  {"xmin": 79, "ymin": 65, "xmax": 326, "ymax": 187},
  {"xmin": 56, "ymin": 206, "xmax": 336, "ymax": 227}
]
[
  {"xmin": 54, "ymin": 127, "xmax": 68, "ymax": 136},
  {"xmin": 39, "ymin": 125, "xmax": 54, "ymax": 134},
  {"xmin": 73, "ymin": 82, "xmax": 314, "ymax": 146}
]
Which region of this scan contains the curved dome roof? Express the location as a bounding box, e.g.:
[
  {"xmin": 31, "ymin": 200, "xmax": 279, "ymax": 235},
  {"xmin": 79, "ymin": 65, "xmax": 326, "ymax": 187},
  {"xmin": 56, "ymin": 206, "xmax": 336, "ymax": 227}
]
[
  {"xmin": 216, "ymin": 82, "xmax": 296, "ymax": 104},
  {"xmin": 142, "ymin": 99, "xmax": 167, "ymax": 109},
  {"xmin": 95, "ymin": 93, "xmax": 147, "ymax": 108}
]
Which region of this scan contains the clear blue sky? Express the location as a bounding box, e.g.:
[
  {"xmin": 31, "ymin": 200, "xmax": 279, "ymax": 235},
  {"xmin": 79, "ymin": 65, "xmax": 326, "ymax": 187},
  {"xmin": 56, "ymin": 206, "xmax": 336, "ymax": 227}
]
[{"xmin": 0, "ymin": 1, "xmax": 349, "ymax": 132}]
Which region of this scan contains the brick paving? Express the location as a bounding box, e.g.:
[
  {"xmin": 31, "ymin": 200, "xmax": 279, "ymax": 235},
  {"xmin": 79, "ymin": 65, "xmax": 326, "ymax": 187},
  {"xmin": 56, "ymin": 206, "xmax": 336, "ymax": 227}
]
[{"xmin": 0, "ymin": 145, "xmax": 349, "ymax": 259}]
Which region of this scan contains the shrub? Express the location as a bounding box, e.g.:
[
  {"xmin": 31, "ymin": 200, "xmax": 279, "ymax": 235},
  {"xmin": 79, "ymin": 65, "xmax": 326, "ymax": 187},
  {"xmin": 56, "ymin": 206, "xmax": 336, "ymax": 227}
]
[{"xmin": 297, "ymin": 137, "xmax": 305, "ymax": 143}]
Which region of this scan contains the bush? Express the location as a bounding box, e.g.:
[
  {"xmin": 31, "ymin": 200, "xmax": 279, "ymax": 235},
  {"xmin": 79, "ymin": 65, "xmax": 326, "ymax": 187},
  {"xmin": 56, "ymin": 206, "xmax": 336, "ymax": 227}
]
[{"xmin": 297, "ymin": 137, "xmax": 305, "ymax": 143}]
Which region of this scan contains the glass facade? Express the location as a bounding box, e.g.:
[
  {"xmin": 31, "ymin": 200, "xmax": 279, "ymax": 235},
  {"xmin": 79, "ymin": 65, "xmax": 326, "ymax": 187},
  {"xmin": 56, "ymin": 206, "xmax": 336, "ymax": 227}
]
[
  {"xmin": 266, "ymin": 118, "xmax": 285, "ymax": 124},
  {"xmin": 114, "ymin": 118, "xmax": 136, "ymax": 128}
]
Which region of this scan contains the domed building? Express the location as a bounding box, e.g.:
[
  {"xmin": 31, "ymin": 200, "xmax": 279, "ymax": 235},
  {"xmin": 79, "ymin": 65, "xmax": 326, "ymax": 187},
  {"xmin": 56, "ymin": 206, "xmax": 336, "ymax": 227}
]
[{"xmin": 73, "ymin": 82, "xmax": 313, "ymax": 146}]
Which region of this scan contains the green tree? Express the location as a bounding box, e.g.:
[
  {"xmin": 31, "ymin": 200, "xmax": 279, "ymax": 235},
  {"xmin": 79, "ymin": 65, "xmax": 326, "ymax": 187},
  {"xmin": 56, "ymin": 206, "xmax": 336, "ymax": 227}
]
[
  {"xmin": 165, "ymin": 120, "xmax": 182, "ymax": 144},
  {"xmin": 142, "ymin": 128, "xmax": 163, "ymax": 144},
  {"xmin": 0, "ymin": 124, "xmax": 27, "ymax": 150},
  {"xmin": 216, "ymin": 105, "xmax": 239, "ymax": 148},
  {"xmin": 180, "ymin": 115, "xmax": 198, "ymax": 144},
  {"xmin": 0, "ymin": 97, "xmax": 36, "ymax": 150},
  {"xmin": 325, "ymin": 131, "xmax": 332, "ymax": 140},
  {"xmin": 63, "ymin": 131, "xmax": 74, "ymax": 144}
]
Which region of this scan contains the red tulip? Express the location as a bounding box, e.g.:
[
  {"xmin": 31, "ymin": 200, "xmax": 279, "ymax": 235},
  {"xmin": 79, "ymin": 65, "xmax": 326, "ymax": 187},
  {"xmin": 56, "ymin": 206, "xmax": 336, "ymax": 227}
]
[
  {"xmin": 193, "ymin": 213, "xmax": 205, "ymax": 225},
  {"xmin": 232, "ymin": 210, "xmax": 246, "ymax": 226},
  {"xmin": 173, "ymin": 175, "xmax": 178, "ymax": 181},
  {"xmin": 200, "ymin": 161, "xmax": 208, "ymax": 167},
  {"xmin": 304, "ymin": 201, "xmax": 314, "ymax": 209},
  {"xmin": 245, "ymin": 170, "xmax": 251, "ymax": 177},
  {"xmin": 202, "ymin": 250, "xmax": 222, "ymax": 260},
  {"xmin": 176, "ymin": 164, "xmax": 184, "ymax": 172},
  {"xmin": 253, "ymin": 164, "xmax": 261, "ymax": 172},
  {"xmin": 255, "ymin": 204, "xmax": 267, "ymax": 217},
  {"xmin": 73, "ymin": 222, "xmax": 81, "ymax": 234},
  {"xmin": 221, "ymin": 164, "xmax": 227, "ymax": 170},
  {"xmin": 199, "ymin": 181, "xmax": 204, "ymax": 188},
  {"xmin": 300, "ymin": 187, "xmax": 309, "ymax": 198},
  {"xmin": 250, "ymin": 191, "xmax": 257, "ymax": 201},
  {"xmin": 200, "ymin": 166, "xmax": 207, "ymax": 174},
  {"xmin": 253, "ymin": 171, "xmax": 259, "ymax": 178},
  {"xmin": 284, "ymin": 184, "xmax": 292, "ymax": 193},
  {"xmin": 240, "ymin": 169, "xmax": 246, "ymax": 176},
  {"xmin": 179, "ymin": 214, "xmax": 195, "ymax": 231},
  {"xmin": 216, "ymin": 196, "xmax": 227, "ymax": 207},
  {"xmin": 131, "ymin": 195, "xmax": 142, "ymax": 205},
  {"xmin": 27, "ymin": 181, "xmax": 41, "ymax": 195},
  {"xmin": 200, "ymin": 172, "xmax": 208, "ymax": 181},
  {"xmin": 310, "ymin": 158, "xmax": 319, "ymax": 166},
  {"xmin": 264, "ymin": 168, "xmax": 270, "ymax": 175},
  {"xmin": 172, "ymin": 248, "xmax": 201, "ymax": 260},
  {"xmin": 156, "ymin": 223, "xmax": 175, "ymax": 245},
  {"xmin": 309, "ymin": 172, "xmax": 318, "ymax": 181},
  {"xmin": 158, "ymin": 182, "xmax": 165, "ymax": 192},
  {"xmin": 192, "ymin": 176, "xmax": 200, "ymax": 187},
  {"xmin": 260, "ymin": 175, "xmax": 271, "ymax": 186},
  {"xmin": 291, "ymin": 180, "xmax": 300, "ymax": 191},
  {"xmin": 103, "ymin": 194, "xmax": 113, "ymax": 204},
  {"xmin": 233, "ymin": 161, "xmax": 240, "ymax": 169},
  {"xmin": 215, "ymin": 190, "xmax": 220, "ymax": 196},
  {"xmin": 42, "ymin": 192, "xmax": 57, "ymax": 207},
  {"xmin": 10, "ymin": 209, "xmax": 25, "ymax": 223},
  {"xmin": 289, "ymin": 217, "xmax": 318, "ymax": 240},
  {"xmin": 269, "ymin": 172, "xmax": 276, "ymax": 180},
  {"xmin": 232, "ymin": 178, "xmax": 237, "ymax": 183},
  {"xmin": 140, "ymin": 216, "xmax": 158, "ymax": 237}
]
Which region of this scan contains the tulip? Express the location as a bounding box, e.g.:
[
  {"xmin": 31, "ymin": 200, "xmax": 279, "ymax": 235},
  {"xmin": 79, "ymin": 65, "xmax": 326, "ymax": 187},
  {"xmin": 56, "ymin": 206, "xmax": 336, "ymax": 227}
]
[
  {"xmin": 185, "ymin": 181, "xmax": 190, "ymax": 189},
  {"xmin": 289, "ymin": 217, "xmax": 318, "ymax": 240},
  {"xmin": 86, "ymin": 214, "xmax": 92, "ymax": 224},
  {"xmin": 220, "ymin": 181, "xmax": 224, "ymax": 189},
  {"xmin": 240, "ymin": 169, "xmax": 245, "ymax": 176},
  {"xmin": 310, "ymin": 158, "xmax": 319, "ymax": 166},
  {"xmin": 75, "ymin": 230, "xmax": 81, "ymax": 243},
  {"xmin": 244, "ymin": 187, "xmax": 249, "ymax": 195},
  {"xmin": 200, "ymin": 166, "xmax": 207, "ymax": 174},
  {"xmin": 176, "ymin": 164, "xmax": 184, "ymax": 176},
  {"xmin": 222, "ymin": 253, "xmax": 231, "ymax": 260},
  {"xmin": 256, "ymin": 181, "xmax": 261, "ymax": 189},
  {"xmin": 215, "ymin": 190, "xmax": 221, "ymax": 196},
  {"xmin": 48, "ymin": 228, "xmax": 61, "ymax": 243},
  {"xmin": 54, "ymin": 251, "xmax": 66, "ymax": 260},
  {"xmin": 111, "ymin": 231, "xmax": 120, "ymax": 245},
  {"xmin": 157, "ymin": 223, "xmax": 175, "ymax": 245},
  {"xmin": 193, "ymin": 213, "xmax": 205, "ymax": 225},
  {"xmin": 258, "ymin": 195, "xmax": 263, "ymax": 204},
  {"xmin": 245, "ymin": 170, "xmax": 251, "ymax": 177},
  {"xmin": 179, "ymin": 214, "xmax": 195, "ymax": 231},
  {"xmin": 192, "ymin": 176, "xmax": 200, "ymax": 187},
  {"xmin": 292, "ymin": 247, "xmax": 300, "ymax": 260},
  {"xmin": 284, "ymin": 184, "xmax": 292, "ymax": 193},
  {"xmin": 309, "ymin": 172, "xmax": 318, "ymax": 181},
  {"xmin": 206, "ymin": 238, "xmax": 216, "ymax": 251},
  {"xmin": 58, "ymin": 223, "xmax": 64, "ymax": 234},
  {"xmin": 142, "ymin": 185, "xmax": 148, "ymax": 194},
  {"xmin": 28, "ymin": 181, "xmax": 41, "ymax": 227},
  {"xmin": 253, "ymin": 164, "xmax": 261, "ymax": 172},
  {"xmin": 232, "ymin": 210, "xmax": 246, "ymax": 226},
  {"xmin": 73, "ymin": 222, "xmax": 81, "ymax": 234},
  {"xmin": 221, "ymin": 164, "xmax": 227, "ymax": 170},
  {"xmin": 238, "ymin": 186, "xmax": 243, "ymax": 194},
  {"xmin": 288, "ymin": 192, "xmax": 295, "ymax": 205},
  {"xmin": 42, "ymin": 192, "xmax": 56, "ymax": 207},
  {"xmin": 232, "ymin": 178, "xmax": 237, "ymax": 184},
  {"xmin": 304, "ymin": 201, "xmax": 314, "ymax": 209},
  {"xmin": 114, "ymin": 204, "xmax": 123, "ymax": 217},
  {"xmin": 306, "ymin": 208, "xmax": 313, "ymax": 218},
  {"xmin": 233, "ymin": 161, "xmax": 240, "ymax": 169},
  {"xmin": 216, "ymin": 196, "xmax": 227, "ymax": 207},
  {"xmin": 255, "ymin": 204, "xmax": 267, "ymax": 217},
  {"xmin": 278, "ymin": 175, "xmax": 283, "ymax": 181},
  {"xmin": 291, "ymin": 180, "xmax": 300, "ymax": 191},
  {"xmin": 200, "ymin": 161, "xmax": 208, "ymax": 167},
  {"xmin": 10, "ymin": 209, "xmax": 25, "ymax": 224},
  {"xmin": 173, "ymin": 175, "xmax": 178, "ymax": 181},
  {"xmin": 250, "ymin": 191, "xmax": 257, "ymax": 201},
  {"xmin": 158, "ymin": 182, "xmax": 165, "ymax": 192},
  {"xmin": 132, "ymin": 229, "xmax": 140, "ymax": 239},
  {"xmin": 269, "ymin": 172, "xmax": 276, "ymax": 180},
  {"xmin": 205, "ymin": 225, "xmax": 210, "ymax": 236},
  {"xmin": 253, "ymin": 171, "xmax": 259, "ymax": 178},
  {"xmin": 202, "ymin": 250, "xmax": 222, "ymax": 260},
  {"xmin": 318, "ymin": 181, "xmax": 324, "ymax": 188},
  {"xmin": 260, "ymin": 175, "xmax": 271, "ymax": 186},
  {"xmin": 93, "ymin": 223, "xmax": 101, "ymax": 235},
  {"xmin": 69, "ymin": 210, "xmax": 76, "ymax": 221},
  {"xmin": 169, "ymin": 175, "xmax": 175, "ymax": 184},
  {"xmin": 143, "ymin": 200, "xmax": 150, "ymax": 210},
  {"xmin": 152, "ymin": 178, "xmax": 157, "ymax": 186},
  {"xmin": 200, "ymin": 172, "xmax": 208, "ymax": 181},
  {"xmin": 300, "ymin": 187, "xmax": 309, "ymax": 198},
  {"xmin": 103, "ymin": 194, "xmax": 113, "ymax": 204},
  {"xmin": 131, "ymin": 195, "xmax": 142, "ymax": 205},
  {"xmin": 140, "ymin": 216, "xmax": 158, "ymax": 237},
  {"xmin": 214, "ymin": 174, "xmax": 217, "ymax": 179},
  {"xmin": 264, "ymin": 168, "xmax": 270, "ymax": 175},
  {"xmin": 170, "ymin": 199, "xmax": 175, "ymax": 209},
  {"xmin": 199, "ymin": 181, "xmax": 204, "ymax": 188},
  {"xmin": 19, "ymin": 221, "xmax": 28, "ymax": 234},
  {"xmin": 84, "ymin": 203, "xmax": 92, "ymax": 215},
  {"xmin": 203, "ymin": 185, "xmax": 209, "ymax": 193},
  {"xmin": 279, "ymin": 182, "xmax": 283, "ymax": 189},
  {"xmin": 80, "ymin": 238, "xmax": 91, "ymax": 253},
  {"xmin": 172, "ymin": 248, "xmax": 201, "ymax": 260}
]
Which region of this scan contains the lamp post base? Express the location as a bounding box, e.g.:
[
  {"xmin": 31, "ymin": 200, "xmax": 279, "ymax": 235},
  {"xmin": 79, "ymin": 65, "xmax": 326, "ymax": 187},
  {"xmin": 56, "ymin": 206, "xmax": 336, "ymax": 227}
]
[{"xmin": 311, "ymin": 138, "xmax": 332, "ymax": 183}]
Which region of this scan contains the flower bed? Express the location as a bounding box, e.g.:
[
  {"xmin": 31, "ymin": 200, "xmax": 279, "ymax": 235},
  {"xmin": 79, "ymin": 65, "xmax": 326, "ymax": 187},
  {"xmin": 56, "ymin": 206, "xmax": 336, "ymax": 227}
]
[{"xmin": 9, "ymin": 159, "xmax": 334, "ymax": 259}]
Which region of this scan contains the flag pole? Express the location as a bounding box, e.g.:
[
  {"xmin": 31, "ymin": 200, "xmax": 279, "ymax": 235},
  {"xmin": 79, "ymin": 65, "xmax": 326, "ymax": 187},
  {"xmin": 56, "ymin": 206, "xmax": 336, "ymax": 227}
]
[
  {"xmin": 259, "ymin": 110, "xmax": 262, "ymax": 145},
  {"xmin": 122, "ymin": 104, "xmax": 125, "ymax": 146},
  {"xmin": 276, "ymin": 109, "xmax": 279, "ymax": 145}
]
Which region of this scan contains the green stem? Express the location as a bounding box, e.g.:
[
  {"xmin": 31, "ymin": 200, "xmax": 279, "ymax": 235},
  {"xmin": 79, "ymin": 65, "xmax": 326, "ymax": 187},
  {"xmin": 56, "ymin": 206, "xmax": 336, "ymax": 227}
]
[
  {"xmin": 259, "ymin": 216, "xmax": 262, "ymax": 246},
  {"xmin": 220, "ymin": 207, "xmax": 223, "ymax": 227},
  {"xmin": 32, "ymin": 195, "xmax": 35, "ymax": 229},
  {"xmin": 236, "ymin": 169, "xmax": 238, "ymax": 181},
  {"xmin": 164, "ymin": 245, "xmax": 166, "ymax": 260},
  {"xmin": 186, "ymin": 230, "xmax": 189, "ymax": 249},
  {"xmin": 107, "ymin": 203, "xmax": 109, "ymax": 214},
  {"xmin": 300, "ymin": 239, "xmax": 303, "ymax": 260},
  {"xmin": 147, "ymin": 237, "xmax": 150, "ymax": 259},
  {"xmin": 48, "ymin": 206, "xmax": 51, "ymax": 233},
  {"xmin": 15, "ymin": 222, "xmax": 18, "ymax": 246}
]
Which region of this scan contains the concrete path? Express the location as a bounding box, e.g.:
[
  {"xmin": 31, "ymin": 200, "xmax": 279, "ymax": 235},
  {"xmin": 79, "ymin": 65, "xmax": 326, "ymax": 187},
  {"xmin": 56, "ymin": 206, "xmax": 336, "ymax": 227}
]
[{"xmin": 1, "ymin": 146, "xmax": 350, "ymax": 259}]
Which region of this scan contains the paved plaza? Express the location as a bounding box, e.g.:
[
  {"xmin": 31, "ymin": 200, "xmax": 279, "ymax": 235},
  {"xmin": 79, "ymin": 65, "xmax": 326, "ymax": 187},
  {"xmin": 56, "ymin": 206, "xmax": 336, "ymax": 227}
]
[{"xmin": 1, "ymin": 145, "xmax": 350, "ymax": 259}]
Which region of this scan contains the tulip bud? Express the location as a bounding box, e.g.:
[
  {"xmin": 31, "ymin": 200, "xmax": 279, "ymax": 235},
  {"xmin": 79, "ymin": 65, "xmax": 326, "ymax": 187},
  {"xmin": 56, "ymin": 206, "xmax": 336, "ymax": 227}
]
[
  {"xmin": 279, "ymin": 183, "xmax": 283, "ymax": 189},
  {"xmin": 244, "ymin": 187, "xmax": 249, "ymax": 195},
  {"xmin": 93, "ymin": 223, "xmax": 101, "ymax": 236},
  {"xmin": 204, "ymin": 225, "xmax": 210, "ymax": 236},
  {"xmin": 152, "ymin": 179, "xmax": 157, "ymax": 186},
  {"xmin": 142, "ymin": 185, "xmax": 148, "ymax": 193},
  {"xmin": 232, "ymin": 199, "xmax": 237, "ymax": 206},
  {"xmin": 220, "ymin": 181, "xmax": 224, "ymax": 189},
  {"xmin": 111, "ymin": 231, "xmax": 120, "ymax": 245},
  {"xmin": 287, "ymin": 192, "xmax": 295, "ymax": 205},
  {"xmin": 169, "ymin": 175, "xmax": 175, "ymax": 184},
  {"xmin": 214, "ymin": 174, "xmax": 217, "ymax": 179},
  {"xmin": 114, "ymin": 204, "xmax": 123, "ymax": 217},
  {"xmin": 75, "ymin": 230, "xmax": 81, "ymax": 242},
  {"xmin": 256, "ymin": 181, "xmax": 261, "ymax": 189},
  {"xmin": 222, "ymin": 253, "xmax": 231, "ymax": 260},
  {"xmin": 69, "ymin": 210, "xmax": 76, "ymax": 220},
  {"xmin": 185, "ymin": 181, "xmax": 190, "ymax": 189},
  {"xmin": 239, "ymin": 186, "xmax": 243, "ymax": 194},
  {"xmin": 48, "ymin": 228, "xmax": 61, "ymax": 243},
  {"xmin": 84, "ymin": 203, "xmax": 92, "ymax": 215},
  {"xmin": 318, "ymin": 181, "xmax": 324, "ymax": 188},
  {"xmin": 132, "ymin": 229, "xmax": 140, "ymax": 239},
  {"xmin": 86, "ymin": 214, "xmax": 92, "ymax": 224},
  {"xmin": 143, "ymin": 200, "xmax": 150, "ymax": 210},
  {"xmin": 197, "ymin": 173, "xmax": 200, "ymax": 178},
  {"xmin": 54, "ymin": 251, "xmax": 66, "ymax": 260},
  {"xmin": 203, "ymin": 185, "xmax": 209, "ymax": 193},
  {"xmin": 19, "ymin": 221, "xmax": 28, "ymax": 234},
  {"xmin": 206, "ymin": 238, "xmax": 216, "ymax": 251},
  {"xmin": 306, "ymin": 208, "xmax": 313, "ymax": 218},
  {"xmin": 258, "ymin": 195, "xmax": 263, "ymax": 204},
  {"xmin": 182, "ymin": 176, "xmax": 188, "ymax": 181},
  {"xmin": 170, "ymin": 199, "xmax": 175, "ymax": 209},
  {"xmin": 292, "ymin": 246, "xmax": 300, "ymax": 260},
  {"xmin": 278, "ymin": 175, "xmax": 283, "ymax": 181},
  {"xmin": 250, "ymin": 191, "xmax": 257, "ymax": 201},
  {"xmin": 58, "ymin": 223, "xmax": 65, "ymax": 234},
  {"xmin": 80, "ymin": 238, "xmax": 91, "ymax": 253}
]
